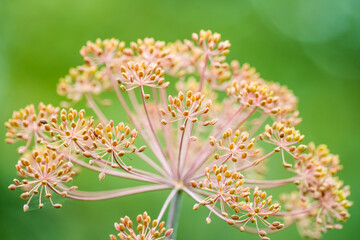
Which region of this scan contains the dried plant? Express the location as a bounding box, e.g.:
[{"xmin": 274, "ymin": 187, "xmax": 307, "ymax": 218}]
[{"xmin": 6, "ymin": 30, "xmax": 352, "ymax": 240}]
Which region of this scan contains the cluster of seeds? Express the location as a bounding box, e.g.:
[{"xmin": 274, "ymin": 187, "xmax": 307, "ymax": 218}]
[
  {"xmin": 5, "ymin": 103, "xmax": 59, "ymax": 154},
  {"xmin": 236, "ymin": 187, "xmax": 283, "ymax": 240},
  {"xmin": 267, "ymin": 83, "xmax": 300, "ymax": 126},
  {"xmin": 43, "ymin": 108, "xmax": 94, "ymax": 157},
  {"xmin": 118, "ymin": 61, "xmax": 169, "ymax": 92},
  {"xmin": 191, "ymin": 164, "xmax": 248, "ymax": 223},
  {"xmin": 280, "ymin": 192, "xmax": 323, "ymax": 239},
  {"xmin": 209, "ymin": 128, "xmax": 260, "ymax": 166},
  {"xmin": 294, "ymin": 144, "xmax": 339, "ymax": 199},
  {"xmin": 226, "ymin": 61, "xmax": 301, "ymax": 126},
  {"xmin": 190, "ymin": 29, "xmax": 231, "ymax": 61},
  {"xmin": 8, "ymin": 149, "xmax": 76, "ymax": 211},
  {"xmin": 259, "ymin": 122, "xmax": 306, "ymax": 168},
  {"xmin": 166, "ymin": 40, "xmax": 201, "ymax": 77},
  {"xmin": 80, "ymin": 38, "xmax": 124, "ymax": 66},
  {"xmin": 129, "ymin": 38, "xmax": 172, "ymax": 68},
  {"xmin": 314, "ymin": 178, "xmax": 351, "ymax": 229},
  {"xmin": 204, "ymin": 62, "xmax": 231, "ymax": 88},
  {"xmin": 110, "ymin": 212, "xmax": 173, "ymax": 240},
  {"xmin": 227, "ymin": 75, "xmax": 280, "ymax": 115},
  {"xmin": 302, "ymin": 143, "xmax": 342, "ymax": 175},
  {"xmin": 290, "ymin": 143, "xmax": 351, "ymax": 234},
  {"xmin": 86, "ymin": 120, "xmax": 145, "ymax": 177},
  {"xmin": 160, "ymin": 90, "xmax": 217, "ymax": 130},
  {"xmin": 57, "ymin": 66, "xmax": 110, "ymax": 102},
  {"xmin": 191, "ymin": 165, "xmax": 282, "ymax": 240},
  {"xmin": 281, "ymin": 179, "xmax": 351, "ymax": 239}
]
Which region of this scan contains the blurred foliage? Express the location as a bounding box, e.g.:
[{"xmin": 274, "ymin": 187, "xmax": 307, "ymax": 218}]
[{"xmin": 0, "ymin": 0, "xmax": 359, "ymax": 239}]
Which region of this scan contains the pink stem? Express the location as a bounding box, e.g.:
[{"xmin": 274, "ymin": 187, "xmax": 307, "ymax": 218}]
[
  {"xmin": 64, "ymin": 152, "xmax": 169, "ymax": 184},
  {"xmin": 233, "ymin": 107, "xmax": 257, "ymax": 131},
  {"xmin": 177, "ymin": 119, "xmax": 188, "ymax": 179},
  {"xmin": 135, "ymin": 152, "xmax": 168, "ymax": 177},
  {"xmin": 50, "ymin": 184, "xmax": 170, "ymax": 201},
  {"xmin": 153, "ymin": 88, "xmax": 176, "ymax": 167},
  {"xmin": 198, "ymin": 55, "xmax": 209, "ymax": 92},
  {"xmin": 139, "ymin": 85, "xmax": 172, "ymax": 173},
  {"xmin": 157, "ymin": 188, "xmax": 178, "ymax": 221},
  {"xmin": 275, "ymin": 203, "xmax": 321, "ymax": 217},
  {"xmin": 85, "ymin": 93, "xmax": 108, "ymax": 124},
  {"xmin": 245, "ymin": 176, "xmax": 300, "ymax": 185},
  {"xmin": 160, "ymin": 88, "xmax": 176, "ymax": 168},
  {"xmin": 180, "ymin": 122, "xmax": 194, "ymax": 179}
]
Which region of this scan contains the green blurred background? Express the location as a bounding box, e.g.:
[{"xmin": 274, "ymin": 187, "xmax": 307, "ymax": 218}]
[{"xmin": 0, "ymin": 0, "xmax": 359, "ymax": 239}]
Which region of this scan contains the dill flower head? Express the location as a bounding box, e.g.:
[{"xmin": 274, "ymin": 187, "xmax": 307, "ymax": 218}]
[
  {"xmin": 80, "ymin": 38, "xmax": 124, "ymax": 66},
  {"xmin": 5, "ymin": 103, "xmax": 59, "ymax": 154},
  {"xmin": 8, "ymin": 148, "xmax": 76, "ymax": 211},
  {"xmin": 129, "ymin": 38, "xmax": 171, "ymax": 68},
  {"xmin": 160, "ymin": 90, "xmax": 217, "ymax": 129},
  {"xmin": 110, "ymin": 212, "xmax": 173, "ymax": 240},
  {"xmin": 86, "ymin": 120, "xmax": 145, "ymax": 176},
  {"xmin": 118, "ymin": 61, "xmax": 169, "ymax": 92},
  {"xmin": 191, "ymin": 165, "xmax": 282, "ymax": 239},
  {"xmin": 42, "ymin": 108, "xmax": 94, "ymax": 155},
  {"xmin": 191, "ymin": 30, "xmax": 231, "ymax": 60},
  {"xmin": 6, "ymin": 30, "xmax": 351, "ymax": 240},
  {"xmin": 210, "ymin": 128, "xmax": 260, "ymax": 166},
  {"xmin": 58, "ymin": 65, "xmax": 111, "ymax": 102}
]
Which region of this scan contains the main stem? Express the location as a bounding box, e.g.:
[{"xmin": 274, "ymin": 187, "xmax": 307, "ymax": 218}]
[{"xmin": 166, "ymin": 190, "xmax": 183, "ymax": 240}]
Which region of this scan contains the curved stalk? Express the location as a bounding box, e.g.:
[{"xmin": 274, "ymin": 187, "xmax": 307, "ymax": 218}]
[
  {"xmin": 85, "ymin": 93, "xmax": 108, "ymax": 124},
  {"xmin": 244, "ymin": 176, "xmax": 299, "ymax": 185},
  {"xmin": 177, "ymin": 119, "xmax": 188, "ymax": 179},
  {"xmin": 50, "ymin": 184, "xmax": 170, "ymax": 201},
  {"xmin": 275, "ymin": 203, "xmax": 321, "ymax": 217},
  {"xmin": 157, "ymin": 188, "xmax": 178, "ymax": 222},
  {"xmin": 139, "ymin": 85, "xmax": 172, "ymax": 174},
  {"xmin": 198, "ymin": 53, "xmax": 209, "ymax": 92},
  {"xmin": 65, "ymin": 153, "xmax": 170, "ymax": 184}
]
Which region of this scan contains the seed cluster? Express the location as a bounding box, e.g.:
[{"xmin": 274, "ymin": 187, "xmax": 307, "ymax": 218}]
[
  {"xmin": 160, "ymin": 90, "xmax": 217, "ymax": 131},
  {"xmin": 191, "ymin": 165, "xmax": 247, "ymax": 218},
  {"xmin": 129, "ymin": 38, "xmax": 172, "ymax": 69},
  {"xmin": 5, "ymin": 103, "xmax": 59, "ymax": 154},
  {"xmin": 191, "ymin": 165, "xmax": 282, "ymax": 240},
  {"xmin": 58, "ymin": 66, "xmax": 111, "ymax": 102},
  {"xmin": 43, "ymin": 108, "xmax": 94, "ymax": 156},
  {"xmin": 288, "ymin": 143, "xmax": 351, "ymax": 236},
  {"xmin": 260, "ymin": 122, "xmax": 306, "ymax": 168},
  {"xmin": 110, "ymin": 212, "xmax": 173, "ymax": 240},
  {"xmin": 80, "ymin": 38, "xmax": 124, "ymax": 66},
  {"xmin": 8, "ymin": 149, "xmax": 76, "ymax": 211},
  {"xmin": 118, "ymin": 61, "xmax": 169, "ymax": 92},
  {"xmin": 86, "ymin": 120, "xmax": 144, "ymax": 177},
  {"xmin": 228, "ymin": 75, "xmax": 280, "ymax": 115},
  {"xmin": 210, "ymin": 128, "xmax": 260, "ymax": 166},
  {"xmin": 190, "ymin": 30, "xmax": 231, "ymax": 61}
]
